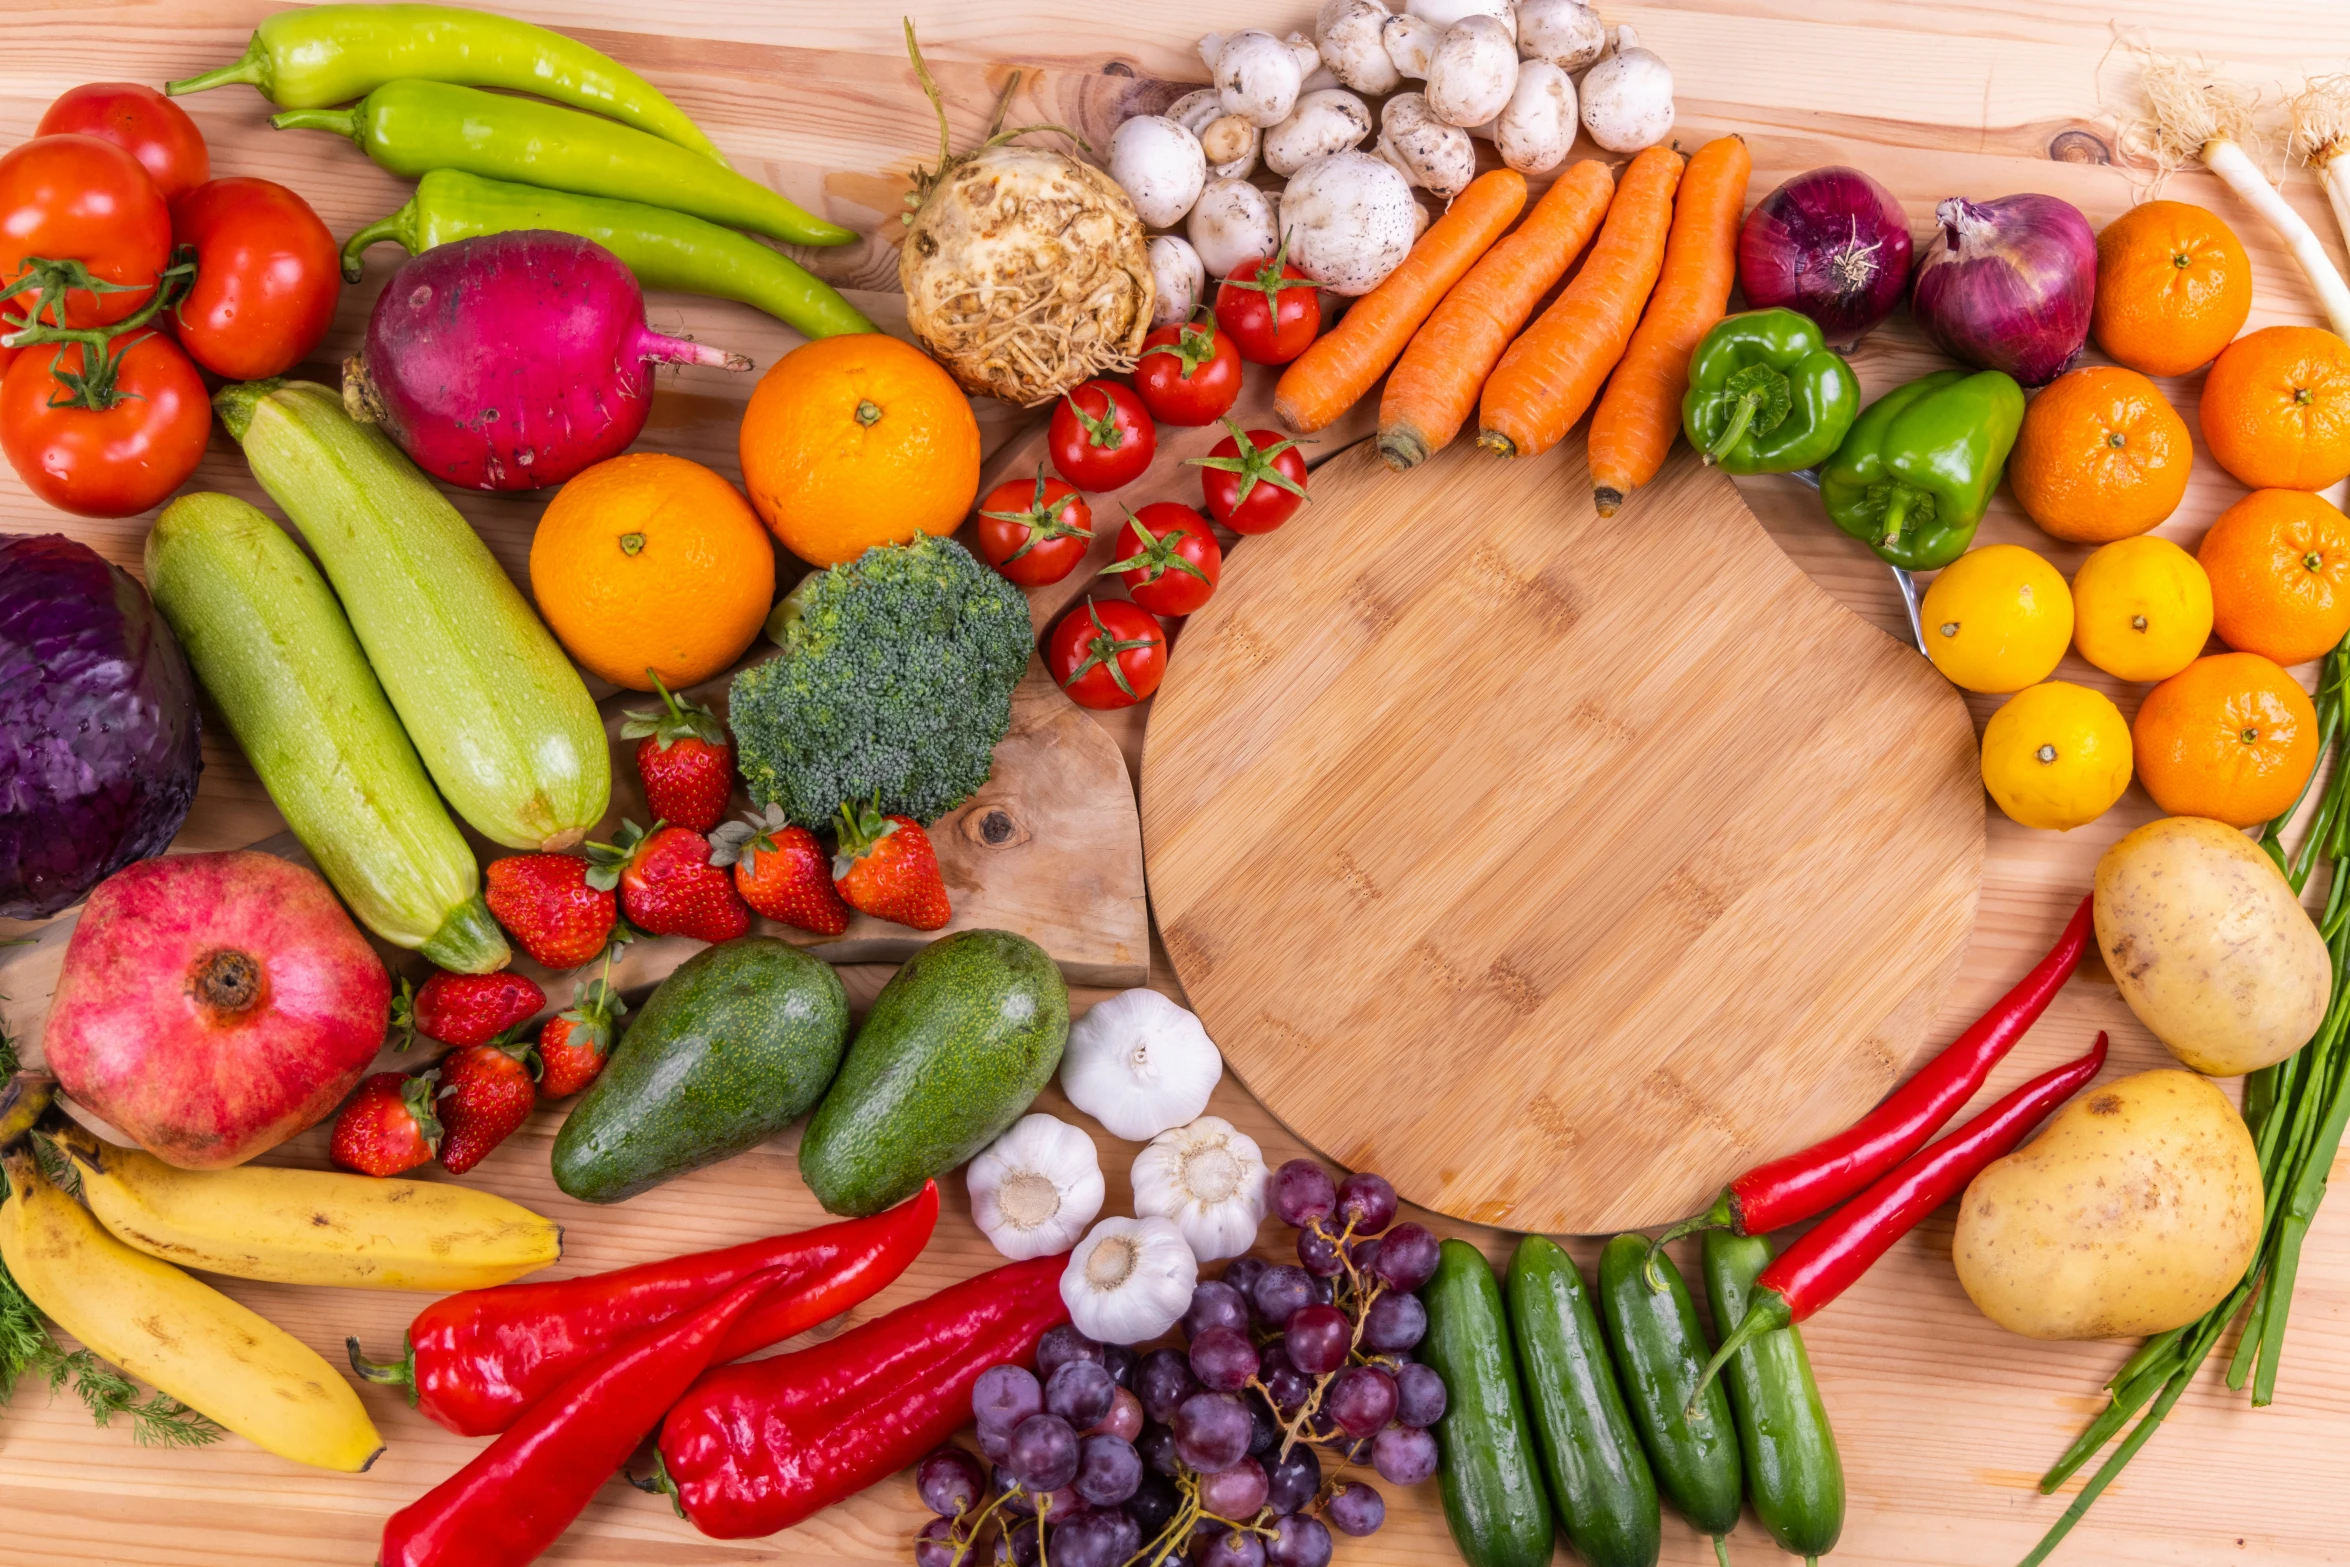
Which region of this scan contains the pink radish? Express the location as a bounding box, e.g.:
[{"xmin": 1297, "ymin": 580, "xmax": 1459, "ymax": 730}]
[{"xmin": 343, "ymin": 230, "xmax": 752, "ymax": 491}]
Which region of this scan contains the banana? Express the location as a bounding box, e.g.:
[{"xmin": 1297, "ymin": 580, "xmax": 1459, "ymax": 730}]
[
  {"xmin": 0, "ymin": 1146, "xmax": 384, "ymax": 1472},
  {"xmin": 63, "ymin": 1133, "xmax": 562, "ymax": 1291}
]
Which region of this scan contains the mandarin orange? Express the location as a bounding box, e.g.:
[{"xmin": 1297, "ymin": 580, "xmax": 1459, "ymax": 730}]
[
  {"xmin": 2008, "ymin": 365, "xmax": 2191, "ymax": 543},
  {"xmin": 2199, "ymin": 488, "xmax": 2350, "ymax": 667},
  {"xmin": 2090, "ymin": 201, "xmax": 2252, "ymax": 377},
  {"xmin": 2131, "ymin": 651, "xmax": 2319, "ymax": 826},
  {"xmin": 2199, "ymin": 325, "xmax": 2350, "ymax": 491}
]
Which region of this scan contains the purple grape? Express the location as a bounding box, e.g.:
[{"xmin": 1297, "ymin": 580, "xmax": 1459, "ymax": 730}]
[
  {"xmin": 1325, "ymin": 1481, "xmax": 1385, "ymax": 1537},
  {"xmin": 1393, "ymin": 1361, "xmax": 1447, "ymax": 1428},
  {"xmin": 1296, "ymin": 1227, "xmax": 1344, "ymax": 1278},
  {"xmin": 1199, "ymin": 1454, "xmax": 1269, "ymax": 1518},
  {"xmin": 1245, "ymin": 1393, "xmax": 1278, "ymax": 1456},
  {"xmin": 1284, "ymin": 1304, "xmax": 1351, "ymax": 1375},
  {"xmin": 1130, "ymin": 1469, "xmax": 1180, "ymax": 1537},
  {"xmin": 976, "ymin": 1419, "xmax": 1012, "ymax": 1462},
  {"xmin": 1090, "ymin": 1385, "xmax": 1144, "ymax": 1441},
  {"xmin": 916, "ymin": 1516, "xmax": 975, "ymax": 1567},
  {"xmin": 1171, "ymin": 1390, "xmax": 1253, "ymax": 1474},
  {"xmin": 1309, "ymin": 1273, "xmax": 1335, "ymax": 1307},
  {"xmin": 1371, "ymin": 1223, "xmax": 1439, "ymax": 1292},
  {"xmin": 1223, "ymin": 1256, "xmax": 1269, "ymax": 1302},
  {"xmin": 1189, "ymin": 1326, "xmax": 1260, "ymax": 1393},
  {"xmin": 1259, "ymin": 1357, "xmax": 1314, "ymax": 1415},
  {"xmin": 1047, "ymin": 1360, "xmax": 1116, "ymax": 1428},
  {"xmin": 1073, "ymin": 1432, "xmax": 1143, "ymax": 1507},
  {"xmin": 1101, "ymin": 1344, "xmax": 1137, "ymax": 1388},
  {"xmin": 1138, "ymin": 1348, "xmax": 1200, "ymax": 1424},
  {"xmin": 1183, "ymin": 1280, "xmax": 1252, "ymax": 1341},
  {"xmin": 1272, "ymin": 1159, "xmax": 1336, "ymax": 1227},
  {"xmin": 1266, "ymin": 1514, "xmax": 1333, "ymax": 1567},
  {"xmin": 1051, "ymin": 1508, "xmax": 1135, "ymax": 1567},
  {"xmin": 1372, "ymin": 1424, "xmax": 1439, "ymax": 1486},
  {"xmin": 996, "ymin": 1517, "xmax": 1041, "ymax": 1567},
  {"xmin": 917, "ymin": 1446, "xmax": 987, "ymax": 1518},
  {"xmin": 1360, "ymin": 1292, "xmax": 1426, "ymax": 1354},
  {"xmin": 1197, "ymin": 1529, "xmax": 1266, "ymax": 1567},
  {"xmin": 1007, "ymin": 1413, "xmax": 1080, "ymax": 1491},
  {"xmin": 1264, "ymin": 1443, "xmax": 1321, "ymax": 1514},
  {"xmin": 974, "ymin": 1364, "xmax": 1043, "ymax": 1432},
  {"xmin": 1334, "ymin": 1172, "xmax": 1397, "ymax": 1234},
  {"xmin": 1037, "ymin": 1325, "xmax": 1104, "ymax": 1380},
  {"xmin": 1348, "ymin": 1236, "xmax": 1382, "ymax": 1281},
  {"xmin": 1325, "ymin": 1366, "xmax": 1398, "ymax": 1438},
  {"xmin": 1251, "ymin": 1265, "xmax": 1316, "ymax": 1327},
  {"xmin": 1139, "ymin": 1421, "xmax": 1183, "ymax": 1476}
]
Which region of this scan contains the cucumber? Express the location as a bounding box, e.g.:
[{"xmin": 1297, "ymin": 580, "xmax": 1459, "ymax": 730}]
[
  {"xmin": 213, "ymin": 378, "xmax": 608, "ymax": 851},
  {"xmin": 144, "ymin": 493, "xmax": 506, "ymax": 972},
  {"xmin": 552, "ymin": 937, "xmax": 849, "ymax": 1203},
  {"xmin": 1421, "ymin": 1238, "xmax": 1555, "ymax": 1567},
  {"xmin": 1506, "ymin": 1237, "xmax": 1661, "ymax": 1567},
  {"xmin": 799, "ymin": 929, "xmax": 1067, "ymax": 1216},
  {"xmin": 1702, "ymin": 1230, "xmax": 1844, "ymax": 1563},
  {"xmin": 1596, "ymin": 1234, "xmax": 1743, "ymax": 1552}
]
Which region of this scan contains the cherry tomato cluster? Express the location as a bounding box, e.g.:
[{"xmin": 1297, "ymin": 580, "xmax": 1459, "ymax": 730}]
[{"xmin": 0, "ymin": 83, "xmax": 342, "ymax": 518}]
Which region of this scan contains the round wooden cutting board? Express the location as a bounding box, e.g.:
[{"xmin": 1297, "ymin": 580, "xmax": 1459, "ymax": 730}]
[{"xmin": 1141, "ymin": 435, "xmax": 1987, "ymax": 1234}]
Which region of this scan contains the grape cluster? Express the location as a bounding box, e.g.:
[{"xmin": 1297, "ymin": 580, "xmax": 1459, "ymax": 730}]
[{"xmin": 913, "ymin": 1162, "xmax": 1445, "ymax": 1567}]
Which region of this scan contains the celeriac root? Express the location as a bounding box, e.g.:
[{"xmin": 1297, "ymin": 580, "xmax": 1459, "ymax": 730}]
[{"xmin": 2288, "ymin": 74, "xmax": 2350, "ymax": 277}]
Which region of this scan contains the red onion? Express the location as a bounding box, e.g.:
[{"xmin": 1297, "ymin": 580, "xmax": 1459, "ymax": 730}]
[
  {"xmin": 1910, "ymin": 194, "xmax": 2096, "ymax": 387},
  {"xmin": 1736, "ymin": 166, "xmax": 1913, "ymax": 350}
]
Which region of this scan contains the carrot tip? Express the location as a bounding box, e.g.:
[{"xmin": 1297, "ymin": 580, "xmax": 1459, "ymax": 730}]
[
  {"xmin": 1377, "ymin": 431, "xmax": 1427, "ymax": 471},
  {"xmin": 1476, "ymin": 431, "xmax": 1517, "ymax": 458},
  {"xmin": 1593, "ymin": 485, "xmax": 1624, "ymax": 516}
]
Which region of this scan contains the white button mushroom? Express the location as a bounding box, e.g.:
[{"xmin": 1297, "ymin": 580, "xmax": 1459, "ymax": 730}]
[
  {"xmin": 1580, "ymin": 25, "xmax": 1676, "ymax": 153},
  {"xmin": 1406, "ymin": 0, "xmax": 1515, "ymax": 39},
  {"xmin": 1280, "ymin": 149, "xmax": 1419, "ymax": 295},
  {"xmin": 1381, "ymin": 12, "xmax": 1441, "ymax": 80},
  {"xmin": 1147, "ymin": 235, "xmax": 1206, "ymax": 327},
  {"xmin": 1492, "ymin": 59, "xmax": 1576, "ymax": 173},
  {"xmin": 1210, "ymin": 28, "xmax": 1305, "ymax": 128},
  {"xmin": 1108, "ymin": 114, "xmax": 1208, "ymax": 229},
  {"xmin": 1263, "ymin": 88, "xmax": 1374, "ymax": 178},
  {"xmin": 1284, "ymin": 31, "xmax": 1326, "ymax": 83},
  {"xmin": 1377, "ymin": 91, "xmax": 1476, "ymax": 199},
  {"xmin": 1316, "ymin": 0, "xmax": 1401, "ymax": 95},
  {"xmin": 1167, "ymin": 88, "xmax": 1259, "ymax": 180},
  {"xmin": 1188, "ymin": 176, "xmax": 1279, "ymax": 280},
  {"xmin": 1516, "ymin": 0, "xmax": 1608, "ymax": 72},
  {"xmin": 1425, "ymin": 14, "xmax": 1519, "ymax": 129}
]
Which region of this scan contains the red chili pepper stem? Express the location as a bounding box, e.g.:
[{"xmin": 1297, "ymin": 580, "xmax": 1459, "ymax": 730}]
[{"xmin": 348, "ymin": 1338, "xmax": 417, "ymax": 1402}]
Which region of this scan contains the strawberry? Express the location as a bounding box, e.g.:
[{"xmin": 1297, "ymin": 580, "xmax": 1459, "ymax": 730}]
[
  {"xmin": 484, "ymin": 854, "xmax": 616, "ymax": 969},
  {"xmin": 538, "ymin": 977, "xmax": 628, "ymax": 1099},
  {"xmin": 436, "ymin": 1037, "xmax": 539, "ymax": 1175},
  {"xmin": 330, "ymin": 1071, "xmax": 441, "ymax": 1177},
  {"xmin": 620, "ymin": 675, "xmax": 735, "ymax": 834},
  {"xmin": 410, "ymin": 969, "xmax": 546, "ymax": 1048},
  {"xmin": 832, "ymin": 799, "xmax": 951, "ymax": 931},
  {"xmin": 587, "ymin": 819, "xmax": 752, "ymax": 943},
  {"xmin": 710, "ymin": 804, "xmax": 852, "ymax": 936}
]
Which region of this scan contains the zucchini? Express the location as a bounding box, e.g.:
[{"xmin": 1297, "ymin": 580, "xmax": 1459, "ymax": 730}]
[
  {"xmin": 1702, "ymin": 1230, "xmax": 1844, "ymax": 1564},
  {"xmin": 145, "ymin": 494, "xmax": 507, "ymax": 972},
  {"xmin": 213, "ymin": 379, "xmax": 608, "ymax": 850},
  {"xmin": 1506, "ymin": 1236, "xmax": 1661, "ymax": 1567},
  {"xmin": 1421, "ymin": 1238, "xmax": 1554, "ymax": 1567},
  {"xmin": 1596, "ymin": 1234, "xmax": 1743, "ymax": 1554}
]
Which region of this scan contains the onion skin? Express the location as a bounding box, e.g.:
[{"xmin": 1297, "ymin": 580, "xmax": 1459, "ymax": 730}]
[
  {"xmin": 1737, "ymin": 166, "xmax": 1913, "ymax": 351},
  {"xmin": 1910, "ymin": 194, "xmax": 2096, "ymax": 388}
]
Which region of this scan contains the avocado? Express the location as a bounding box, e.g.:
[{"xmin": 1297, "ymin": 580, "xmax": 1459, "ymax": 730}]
[
  {"xmin": 800, "ymin": 928, "xmax": 1070, "ymax": 1216},
  {"xmin": 551, "ymin": 936, "xmax": 849, "ymax": 1203}
]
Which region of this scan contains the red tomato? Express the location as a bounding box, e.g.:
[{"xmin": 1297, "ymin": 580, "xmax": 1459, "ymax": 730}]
[
  {"xmin": 1193, "ymin": 421, "xmax": 1311, "ymax": 535},
  {"xmin": 36, "ymin": 83, "xmax": 210, "ymax": 204},
  {"xmin": 1132, "ymin": 313, "xmax": 1242, "ymax": 427},
  {"xmin": 1106, "ymin": 501, "xmax": 1221, "ymax": 617},
  {"xmin": 975, "ymin": 465, "xmax": 1094, "ymax": 587},
  {"xmin": 1048, "ymin": 379, "xmax": 1156, "ymax": 492},
  {"xmin": 1214, "ymin": 252, "xmax": 1321, "ymax": 365},
  {"xmin": 169, "ymin": 178, "xmax": 343, "ymax": 379},
  {"xmin": 0, "ymin": 333, "xmax": 211, "ymax": 518},
  {"xmin": 1048, "ymin": 597, "xmax": 1167, "ymax": 709},
  {"xmin": 0, "ymin": 135, "xmax": 172, "ymax": 331}
]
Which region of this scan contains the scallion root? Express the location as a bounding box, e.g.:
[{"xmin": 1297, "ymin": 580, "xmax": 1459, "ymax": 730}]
[{"xmin": 2288, "ymin": 74, "xmax": 2350, "ymax": 273}]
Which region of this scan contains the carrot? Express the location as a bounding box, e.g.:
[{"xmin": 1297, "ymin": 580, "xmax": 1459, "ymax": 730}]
[
  {"xmin": 1476, "ymin": 145, "xmax": 1684, "ymax": 461},
  {"xmin": 1274, "ymin": 169, "xmax": 1529, "ymax": 435},
  {"xmin": 1378, "ymin": 160, "xmax": 1617, "ymax": 471},
  {"xmin": 1587, "ymin": 136, "xmax": 1751, "ymax": 515}
]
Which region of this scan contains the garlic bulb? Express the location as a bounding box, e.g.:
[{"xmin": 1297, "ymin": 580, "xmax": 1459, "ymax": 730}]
[
  {"xmin": 1062, "ymin": 989, "xmax": 1224, "ymax": 1142},
  {"xmin": 1131, "ymin": 1116, "xmax": 1269, "ymax": 1263},
  {"xmin": 1062, "ymin": 1216, "xmax": 1198, "ymax": 1344},
  {"xmin": 968, "ymin": 1114, "xmax": 1105, "ymax": 1261}
]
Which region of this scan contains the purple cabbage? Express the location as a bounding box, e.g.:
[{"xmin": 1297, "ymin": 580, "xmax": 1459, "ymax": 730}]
[{"xmin": 0, "ymin": 534, "xmax": 201, "ymax": 918}]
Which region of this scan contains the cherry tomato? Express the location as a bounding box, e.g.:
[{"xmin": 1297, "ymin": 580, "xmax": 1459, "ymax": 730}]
[
  {"xmin": 1214, "ymin": 248, "xmax": 1321, "ymax": 365},
  {"xmin": 36, "ymin": 83, "xmax": 209, "ymax": 204},
  {"xmin": 1133, "ymin": 312, "xmax": 1242, "ymax": 427},
  {"xmin": 1193, "ymin": 419, "xmax": 1311, "ymax": 535},
  {"xmin": 1048, "ymin": 379, "xmax": 1156, "ymax": 492},
  {"xmin": 0, "ymin": 333, "xmax": 211, "ymax": 518},
  {"xmin": 1048, "ymin": 597, "xmax": 1167, "ymax": 710},
  {"xmin": 169, "ymin": 178, "xmax": 343, "ymax": 379},
  {"xmin": 0, "ymin": 135, "xmax": 172, "ymax": 331},
  {"xmin": 1104, "ymin": 502, "xmax": 1221, "ymax": 617},
  {"xmin": 975, "ymin": 464, "xmax": 1094, "ymax": 587}
]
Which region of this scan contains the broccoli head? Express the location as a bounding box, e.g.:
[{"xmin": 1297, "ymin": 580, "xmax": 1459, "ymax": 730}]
[{"xmin": 729, "ymin": 533, "xmax": 1032, "ymax": 827}]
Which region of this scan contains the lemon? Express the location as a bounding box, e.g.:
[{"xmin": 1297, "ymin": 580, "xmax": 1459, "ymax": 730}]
[
  {"xmin": 1980, "ymin": 681, "xmax": 2134, "ymax": 831},
  {"xmin": 2070, "ymin": 535, "xmax": 2214, "ymax": 683},
  {"xmin": 1921, "ymin": 545, "xmax": 2075, "ymax": 693}
]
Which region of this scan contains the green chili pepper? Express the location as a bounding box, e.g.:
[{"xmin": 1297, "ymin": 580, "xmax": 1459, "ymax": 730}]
[
  {"xmin": 1681, "ymin": 308, "xmax": 1861, "ymax": 475},
  {"xmin": 1816, "ymin": 368, "xmax": 2026, "ymax": 571},
  {"xmin": 167, "ymin": 3, "xmax": 731, "ymax": 167},
  {"xmin": 274, "ymin": 80, "xmax": 856, "ymax": 250},
  {"xmin": 341, "ymin": 170, "xmax": 872, "ymax": 339}
]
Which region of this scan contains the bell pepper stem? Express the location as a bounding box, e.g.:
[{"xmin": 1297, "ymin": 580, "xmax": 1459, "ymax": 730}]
[
  {"xmin": 1713, "ymin": 1538, "xmax": 1732, "ymax": 1567},
  {"xmin": 272, "ymin": 106, "xmax": 361, "ymax": 142},
  {"xmin": 1878, "ymin": 490, "xmax": 1911, "ymax": 548},
  {"xmin": 1702, "ymin": 392, "xmax": 1762, "ymax": 466},
  {"xmin": 165, "ymin": 42, "xmax": 267, "ymax": 98},
  {"xmin": 346, "ymin": 1336, "xmax": 420, "ymax": 1404},
  {"xmin": 1641, "ymin": 1192, "xmax": 1736, "ymax": 1291},
  {"xmin": 1686, "ymin": 1288, "xmax": 1790, "ymax": 1416}
]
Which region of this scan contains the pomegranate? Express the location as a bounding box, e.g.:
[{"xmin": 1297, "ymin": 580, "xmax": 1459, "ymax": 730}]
[{"xmin": 43, "ymin": 851, "xmax": 391, "ymax": 1168}]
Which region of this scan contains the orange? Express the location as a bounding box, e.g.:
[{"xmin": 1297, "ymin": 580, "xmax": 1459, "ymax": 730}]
[
  {"xmin": 2090, "ymin": 201, "xmax": 2252, "ymax": 377},
  {"xmin": 2131, "ymin": 651, "xmax": 2319, "ymax": 827},
  {"xmin": 2198, "ymin": 488, "xmax": 2350, "ymax": 666},
  {"xmin": 2199, "ymin": 325, "xmax": 2350, "ymax": 491},
  {"xmin": 529, "ymin": 453, "xmax": 775, "ymax": 692},
  {"xmin": 2007, "ymin": 365, "xmax": 2192, "ymax": 543},
  {"xmin": 738, "ymin": 333, "xmax": 980, "ymax": 567}
]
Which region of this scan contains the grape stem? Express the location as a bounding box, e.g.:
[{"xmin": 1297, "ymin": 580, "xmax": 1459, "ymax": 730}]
[{"xmin": 1264, "ymin": 1212, "xmax": 1395, "ymax": 1462}]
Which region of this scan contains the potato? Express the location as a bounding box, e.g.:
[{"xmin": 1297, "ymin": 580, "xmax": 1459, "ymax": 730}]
[
  {"xmin": 1954, "ymin": 1069, "xmax": 2259, "ymax": 1340},
  {"xmin": 2094, "ymin": 815, "xmax": 2331, "ymax": 1077}
]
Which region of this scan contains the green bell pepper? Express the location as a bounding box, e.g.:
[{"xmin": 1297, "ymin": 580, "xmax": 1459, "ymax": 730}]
[
  {"xmin": 1681, "ymin": 308, "xmax": 1861, "ymax": 475},
  {"xmin": 1818, "ymin": 368, "xmax": 2026, "ymax": 571}
]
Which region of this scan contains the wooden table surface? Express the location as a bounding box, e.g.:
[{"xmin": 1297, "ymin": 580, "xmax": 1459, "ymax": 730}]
[{"xmin": 5, "ymin": 2, "xmax": 2350, "ymax": 1565}]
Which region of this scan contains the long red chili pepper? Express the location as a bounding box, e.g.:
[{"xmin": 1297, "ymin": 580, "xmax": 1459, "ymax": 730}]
[
  {"xmin": 379, "ymin": 1264, "xmax": 784, "ymax": 1567},
  {"xmin": 1650, "ymin": 893, "xmax": 2092, "ymax": 1277},
  {"xmin": 650, "ymin": 1250, "xmax": 1070, "ymax": 1539},
  {"xmin": 1685, "ymin": 1029, "xmax": 2108, "ymax": 1409},
  {"xmin": 350, "ymin": 1182, "xmax": 937, "ymax": 1436}
]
